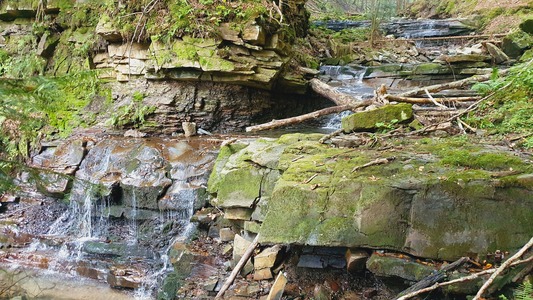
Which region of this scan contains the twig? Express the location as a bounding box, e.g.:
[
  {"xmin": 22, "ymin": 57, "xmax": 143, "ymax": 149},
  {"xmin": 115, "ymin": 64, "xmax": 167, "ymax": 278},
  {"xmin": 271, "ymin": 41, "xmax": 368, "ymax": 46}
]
[
  {"xmin": 291, "ymin": 155, "xmax": 305, "ymax": 162},
  {"xmin": 473, "ymin": 236, "xmax": 533, "ymax": 300},
  {"xmin": 215, "ymin": 234, "xmax": 260, "ymax": 299},
  {"xmin": 303, "ymin": 173, "xmax": 318, "ymax": 184},
  {"xmin": 351, "ymin": 157, "xmax": 394, "ymax": 173},
  {"xmin": 396, "ymin": 257, "xmax": 470, "ymax": 298},
  {"xmin": 398, "ymin": 255, "xmax": 533, "ymax": 300},
  {"xmin": 425, "ymin": 89, "xmax": 448, "ymax": 109},
  {"xmin": 319, "ymin": 129, "xmax": 344, "ymax": 144}
]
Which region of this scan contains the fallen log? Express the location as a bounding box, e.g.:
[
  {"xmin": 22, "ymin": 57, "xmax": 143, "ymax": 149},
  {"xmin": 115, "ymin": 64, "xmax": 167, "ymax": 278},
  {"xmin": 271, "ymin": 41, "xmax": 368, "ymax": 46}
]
[
  {"xmin": 385, "ymin": 95, "xmax": 481, "ymax": 105},
  {"xmin": 310, "ymin": 78, "xmax": 363, "ymax": 106},
  {"xmin": 397, "ymin": 256, "xmax": 533, "ymax": 300},
  {"xmin": 395, "ymin": 69, "xmax": 509, "ymax": 98},
  {"xmin": 245, "ymin": 102, "xmax": 371, "ymax": 132},
  {"xmin": 395, "ymin": 257, "xmax": 470, "ymax": 299}
]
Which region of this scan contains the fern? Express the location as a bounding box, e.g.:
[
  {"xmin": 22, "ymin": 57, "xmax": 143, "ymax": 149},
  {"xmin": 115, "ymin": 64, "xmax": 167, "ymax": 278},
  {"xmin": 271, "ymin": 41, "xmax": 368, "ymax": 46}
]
[{"xmin": 515, "ymin": 282, "xmax": 533, "ymax": 300}]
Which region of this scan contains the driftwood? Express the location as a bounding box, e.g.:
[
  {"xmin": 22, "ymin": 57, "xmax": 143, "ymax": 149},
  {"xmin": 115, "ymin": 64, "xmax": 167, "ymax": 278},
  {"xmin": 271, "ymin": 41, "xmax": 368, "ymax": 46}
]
[
  {"xmin": 394, "ymin": 69, "xmax": 509, "ymax": 98},
  {"xmin": 395, "ymin": 257, "xmax": 470, "ymax": 299},
  {"xmin": 351, "ymin": 157, "xmax": 395, "ymax": 173},
  {"xmin": 473, "ymin": 236, "xmax": 533, "ymax": 300},
  {"xmin": 397, "ymin": 255, "xmax": 533, "ymax": 300},
  {"xmin": 309, "ymin": 78, "xmax": 363, "ymax": 106},
  {"xmin": 246, "ymin": 104, "xmax": 369, "ymax": 133},
  {"xmin": 385, "ymin": 94, "xmax": 481, "ymax": 105},
  {"xmin": 215, "ymin": 234, "xmax": 260, "ymax": 299}
]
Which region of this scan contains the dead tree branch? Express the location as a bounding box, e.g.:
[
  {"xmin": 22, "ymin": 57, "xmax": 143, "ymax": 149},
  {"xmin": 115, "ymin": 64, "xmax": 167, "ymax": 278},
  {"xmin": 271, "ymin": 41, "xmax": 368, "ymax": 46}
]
[{"xmin": 473, "ymin": 236, "xmax": 533, "ymax": 300}]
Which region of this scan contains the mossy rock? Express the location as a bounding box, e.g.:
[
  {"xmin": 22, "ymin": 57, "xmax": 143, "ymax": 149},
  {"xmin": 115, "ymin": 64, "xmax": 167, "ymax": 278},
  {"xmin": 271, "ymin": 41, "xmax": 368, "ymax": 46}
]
[
  {"xmin": 366, "ymin": 254, "xmax": 436, "ymax": 282},
  {"xmin": 341, "ymin": 103, "xmax": 413, "ymax": 132},
  {"xmin": 502, "ymin": 30, "xmax": 533, "ymax": 58},
  {"xmin": 210, "ymin": 134, "xmax": 533, "ymax": 261},
  {"xmin": 519, "ymin": 18, "xmax": 533, "ymax": 35}
]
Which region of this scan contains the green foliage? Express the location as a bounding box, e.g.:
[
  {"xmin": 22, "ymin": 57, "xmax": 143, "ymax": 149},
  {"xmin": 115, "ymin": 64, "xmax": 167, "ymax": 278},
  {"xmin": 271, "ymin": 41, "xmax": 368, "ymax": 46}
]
[
  {"xmin": 500, "ymin": 281, "xmax": 533, "ymax": 300},
  {"xmin": 465, "ymin": 61, "xmax": 533, "ymax": 148},
  {"xmin": 106, "ymin": 92, "xmax": 156, "ymax": 129},
  {"xmin": 0, "ymin": 71, "xmax": 108, "ymax": 159}
]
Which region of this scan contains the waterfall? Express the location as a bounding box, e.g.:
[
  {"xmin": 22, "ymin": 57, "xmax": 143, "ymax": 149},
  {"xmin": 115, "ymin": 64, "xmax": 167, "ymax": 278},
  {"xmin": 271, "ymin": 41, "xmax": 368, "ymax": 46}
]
[{"xmin": 319, "ymin": 65, "xmax": 369, "ymax": 129}]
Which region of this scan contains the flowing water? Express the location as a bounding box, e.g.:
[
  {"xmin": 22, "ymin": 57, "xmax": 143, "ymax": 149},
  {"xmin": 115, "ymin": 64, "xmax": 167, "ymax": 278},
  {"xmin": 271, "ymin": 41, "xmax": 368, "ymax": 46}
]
[{"xmin": 0, "ymin": 138, "xmax": 220, "ymax": 299}]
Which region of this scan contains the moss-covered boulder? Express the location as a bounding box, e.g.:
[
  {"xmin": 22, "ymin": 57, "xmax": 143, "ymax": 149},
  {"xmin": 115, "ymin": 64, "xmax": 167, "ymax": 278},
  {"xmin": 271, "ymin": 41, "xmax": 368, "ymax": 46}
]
[
  {"xmin": 341, "ymin": 103, "xmax": 413, "ymax": 132},
  {"xmin": 519, "ymin": 19, "xmax": 533, "ymax": 35},
  {"xmin": 502, "ymin": 30, "xmax": 533, "ymax": 58},
  {"xmin": 208, "ymin": 134, "xmax": 533, "ymax": 261},
  {"xmin": 366, "ymin": 254, "xmax": 436, "ymax": 282}
]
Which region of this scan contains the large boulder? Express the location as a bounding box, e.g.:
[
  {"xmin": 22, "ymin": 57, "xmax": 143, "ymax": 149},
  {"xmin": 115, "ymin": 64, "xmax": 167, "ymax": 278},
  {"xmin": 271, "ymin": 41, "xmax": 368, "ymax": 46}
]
[
  {"xmin": 208, "ymin": 134, "xmax": 533, "ymax": 261},
  {"xmin": 502, "ymin": 30, "xmax": 533, "ymax": 58}
]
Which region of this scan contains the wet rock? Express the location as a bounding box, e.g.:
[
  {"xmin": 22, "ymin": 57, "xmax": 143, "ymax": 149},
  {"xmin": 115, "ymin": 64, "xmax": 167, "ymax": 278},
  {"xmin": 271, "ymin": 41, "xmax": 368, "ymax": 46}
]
[
  {"xmin": 32, "ymin": 140, "xmax": 85, "ymax": 174},
  {"xmin": 484, "ymin": 42, "xmax": 509, "ymax": 64},
  {"xmin": 219, "ymin": 227, "xmax": 236, "ymax": 242},
  {"xmin": 36, "ymin": 172, "xmax": 70, "ymax": 197},
  {"xmin": 346, "ymin": 248, "xmax": 369, "ymax": 272},
  {"xmin": 123, "ymin": 129, "xmax": 147, "ymax": 138},
  {"xmin": 233, "ymin": 234, "xmax": 252, "ymax": 262},
  {"xmin": 255, "ymin": 245, "xmax": 282, "ymax": 269},
  {"xmin": 341, "ymin": 103, "xmax": 413, "ymax": 132},
  {"xmin": 266, "ymin": 272, "xmax": 287, "ymax": 300},
  {"xmin": 366, "ymin": 253, "xmax": 436, "ymax": 282},
  {"xmin": 82, "ymin": 241, "xmax": 126, "ymax": 257},
  {"xmin": 107, "ymin": 266, "xmax": 143, "ymax": 289}
]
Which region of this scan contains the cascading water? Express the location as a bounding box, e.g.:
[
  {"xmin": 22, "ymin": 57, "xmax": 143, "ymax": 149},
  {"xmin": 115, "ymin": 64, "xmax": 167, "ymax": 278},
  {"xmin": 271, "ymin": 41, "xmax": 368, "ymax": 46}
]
[
  {"xmin": 3, "ymin": 138, "xmax": 219, "ymax": 299},
  {"xmin": 319, "ymin": 65, "xmax": 372, "ymax": 130}
]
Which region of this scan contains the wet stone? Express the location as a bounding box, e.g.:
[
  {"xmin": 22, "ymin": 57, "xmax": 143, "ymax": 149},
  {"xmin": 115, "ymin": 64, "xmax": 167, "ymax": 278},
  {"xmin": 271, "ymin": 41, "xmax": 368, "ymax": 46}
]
[{"xmin": 220, "ymin": 227, "xmax": 236, "ymax": 242}]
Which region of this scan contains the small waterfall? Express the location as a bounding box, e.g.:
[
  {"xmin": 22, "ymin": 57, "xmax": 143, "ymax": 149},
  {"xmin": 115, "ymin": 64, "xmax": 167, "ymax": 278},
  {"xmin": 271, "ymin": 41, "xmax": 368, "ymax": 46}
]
[
  {"xmin": 12, "ymin": 138, "xmax": 219, "ymax": 299},
  {"xmin": 319, "ymin": 65, "xmax": 369, "ymax": 130}
]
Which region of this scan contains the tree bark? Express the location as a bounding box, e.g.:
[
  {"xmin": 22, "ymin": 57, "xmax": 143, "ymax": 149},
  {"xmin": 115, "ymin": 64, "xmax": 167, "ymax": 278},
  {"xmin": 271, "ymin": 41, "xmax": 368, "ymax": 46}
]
[{"xmin": 310, "ymin": 78, "xmax": 363, "ymax": 106}]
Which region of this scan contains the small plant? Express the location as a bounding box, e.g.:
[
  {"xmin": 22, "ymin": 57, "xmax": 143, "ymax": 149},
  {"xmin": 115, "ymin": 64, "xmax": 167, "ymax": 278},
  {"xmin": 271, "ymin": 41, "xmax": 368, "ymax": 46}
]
[
  {"xmin": 500, "ymin": 281, "xmax": 533, "ymax": 300},
  {"xmin": 106, "ymin": 92, "xmax": 156, "ymax": 129}
]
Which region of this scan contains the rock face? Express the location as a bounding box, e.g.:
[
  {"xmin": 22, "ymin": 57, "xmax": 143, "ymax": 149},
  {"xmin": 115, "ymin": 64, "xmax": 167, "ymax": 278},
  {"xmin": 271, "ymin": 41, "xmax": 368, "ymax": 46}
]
[
  {"xmin": 109, "ymin": 80, "xmax": 326, "ymax": 134},
  {"xmin": 0, "ymin": 0, "xmax": 320, "ymax": 134},
  {"xmin": 208, "ymin": 134, "xmax": 533, "ymax": 261}
]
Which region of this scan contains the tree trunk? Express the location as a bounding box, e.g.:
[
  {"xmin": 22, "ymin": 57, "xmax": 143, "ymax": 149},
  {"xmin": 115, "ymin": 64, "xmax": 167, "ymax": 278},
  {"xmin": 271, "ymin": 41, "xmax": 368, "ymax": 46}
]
[
  {"xmin": 309, "ymin": 78, "xmax": 363, "ymax": 107},
  {"xmin": 246, "ymin": 105, "xmax": 358, "ymax": 132}
]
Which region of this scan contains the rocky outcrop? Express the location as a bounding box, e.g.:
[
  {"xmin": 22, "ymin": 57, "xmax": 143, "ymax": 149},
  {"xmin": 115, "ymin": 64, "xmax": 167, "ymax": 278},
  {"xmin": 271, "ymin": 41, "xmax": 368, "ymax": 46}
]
[{"xmin": 208, "ymin": 134, "xmax": 533, "ymax": 261}]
